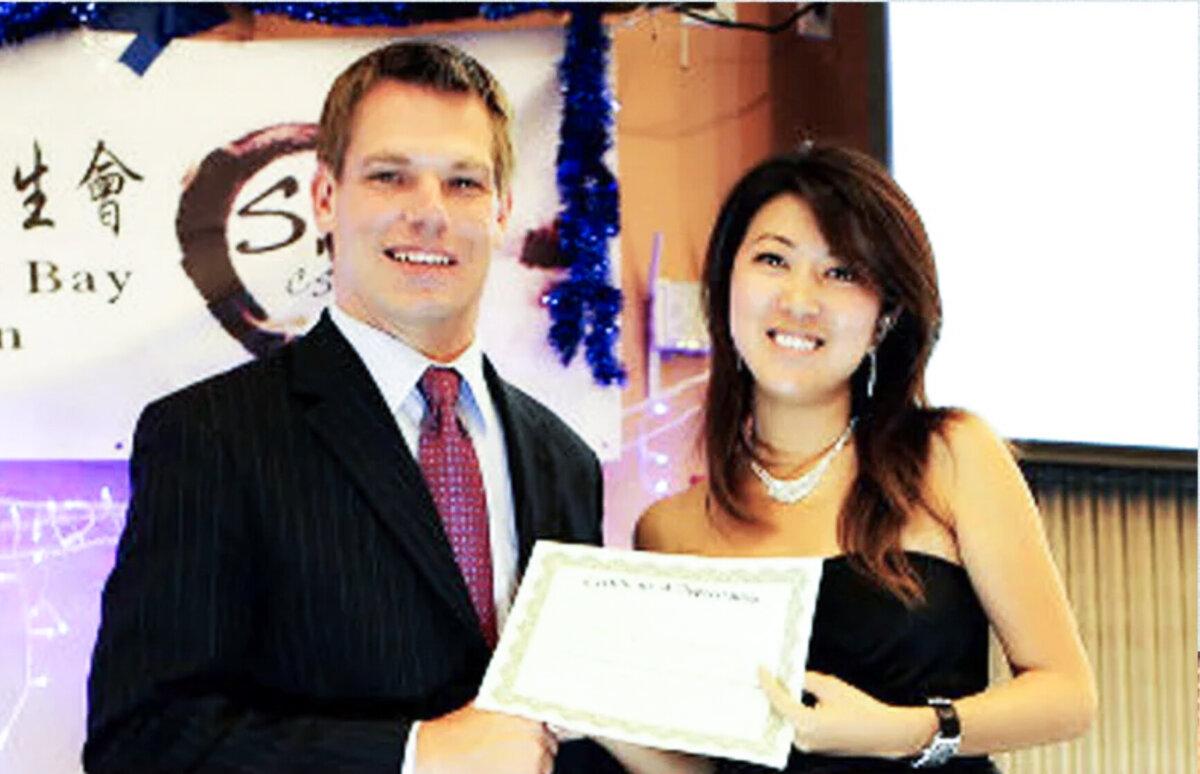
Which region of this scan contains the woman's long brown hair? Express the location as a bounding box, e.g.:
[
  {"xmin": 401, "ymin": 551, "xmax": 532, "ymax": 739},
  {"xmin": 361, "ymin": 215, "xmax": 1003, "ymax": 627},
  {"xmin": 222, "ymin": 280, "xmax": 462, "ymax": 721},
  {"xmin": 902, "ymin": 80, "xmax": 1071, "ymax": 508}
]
[{"xmin": 701, "ymin": 144, "xmax": 959, "ymax": 605}]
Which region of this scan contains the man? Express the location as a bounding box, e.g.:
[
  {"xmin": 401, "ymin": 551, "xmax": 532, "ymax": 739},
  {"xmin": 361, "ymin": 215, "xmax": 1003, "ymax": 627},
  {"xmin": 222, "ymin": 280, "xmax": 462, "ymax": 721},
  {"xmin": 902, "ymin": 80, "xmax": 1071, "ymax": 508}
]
[{"xmin": 85, "ymin": 40, "xmax": 617, "ymax": 773}]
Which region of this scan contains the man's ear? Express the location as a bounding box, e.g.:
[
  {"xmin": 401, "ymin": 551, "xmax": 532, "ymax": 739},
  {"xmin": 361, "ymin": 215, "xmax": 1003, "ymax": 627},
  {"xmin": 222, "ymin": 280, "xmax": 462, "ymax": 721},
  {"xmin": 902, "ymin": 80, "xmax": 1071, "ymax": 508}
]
[
  {"xmin": 489, "ymin": 188, "xmax": 512, "ymax": 250},
  {"xmin": 497, "ymin": 188, "xmax": 513, "ymax": 231},
  {"xmin": 311, "ymin": 163, "xmax": 337, "ymax": 236}
]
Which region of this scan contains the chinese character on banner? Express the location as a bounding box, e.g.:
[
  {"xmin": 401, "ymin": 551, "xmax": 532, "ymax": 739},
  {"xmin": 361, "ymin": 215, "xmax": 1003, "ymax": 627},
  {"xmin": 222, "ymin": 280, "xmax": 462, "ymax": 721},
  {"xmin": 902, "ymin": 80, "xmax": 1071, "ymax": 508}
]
[
  {"xmin": 78, "ymin": 140, "xmax": 143, "ymax": 235},
  {"xmin": 13, "ymin": 140, "xmax": 54, "ymax": 230}
]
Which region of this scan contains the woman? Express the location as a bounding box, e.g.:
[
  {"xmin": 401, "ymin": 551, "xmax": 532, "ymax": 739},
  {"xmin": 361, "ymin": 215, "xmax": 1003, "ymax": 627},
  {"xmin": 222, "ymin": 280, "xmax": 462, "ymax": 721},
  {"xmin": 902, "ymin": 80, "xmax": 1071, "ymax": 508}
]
[{"xmin": 633, "ymin": 144, "xmax": 1096, "ymax": 772}]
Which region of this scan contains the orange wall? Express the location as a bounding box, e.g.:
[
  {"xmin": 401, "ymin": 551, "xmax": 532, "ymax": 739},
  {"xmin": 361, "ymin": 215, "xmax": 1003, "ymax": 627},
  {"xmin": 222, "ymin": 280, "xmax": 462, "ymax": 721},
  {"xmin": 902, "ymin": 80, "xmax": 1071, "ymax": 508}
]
[{"xmin": 606, "ymin": 6, "xmax": 880, "ymax": 545}]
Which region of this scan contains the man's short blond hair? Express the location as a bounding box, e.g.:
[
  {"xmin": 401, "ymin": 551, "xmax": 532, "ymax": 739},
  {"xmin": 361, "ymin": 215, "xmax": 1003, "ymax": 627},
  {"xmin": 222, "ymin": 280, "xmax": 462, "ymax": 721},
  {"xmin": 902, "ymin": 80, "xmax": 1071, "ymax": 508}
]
[{"xmin": 317, "ymin": 40, "xmax": 515, "ymax": 197}]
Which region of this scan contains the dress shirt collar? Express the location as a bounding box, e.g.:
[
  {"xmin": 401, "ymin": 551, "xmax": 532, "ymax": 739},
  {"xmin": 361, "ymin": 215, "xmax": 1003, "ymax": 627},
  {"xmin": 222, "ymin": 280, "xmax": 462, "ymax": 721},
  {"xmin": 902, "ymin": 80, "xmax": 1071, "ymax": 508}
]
[{"xmin": 327, "ymin": 304, "xmax": 491, "ymax": 430}]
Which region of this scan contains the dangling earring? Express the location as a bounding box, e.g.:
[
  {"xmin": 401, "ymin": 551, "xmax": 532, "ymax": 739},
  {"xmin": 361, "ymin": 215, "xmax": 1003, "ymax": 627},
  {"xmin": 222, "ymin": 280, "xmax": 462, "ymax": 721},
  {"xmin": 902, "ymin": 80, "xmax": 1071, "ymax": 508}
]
[
  {"xmin": 865, "ymin": 311, "xmax": 894, "ymax": 400},
  {"xmin": 866, "ymin": 349, "xmax": 877, "ymax": 399}
]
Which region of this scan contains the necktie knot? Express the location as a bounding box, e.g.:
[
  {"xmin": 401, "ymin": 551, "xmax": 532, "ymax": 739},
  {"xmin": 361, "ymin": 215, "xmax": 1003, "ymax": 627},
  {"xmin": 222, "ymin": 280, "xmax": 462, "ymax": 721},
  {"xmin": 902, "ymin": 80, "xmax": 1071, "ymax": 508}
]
[{"xmin": 419, "ymin": 367, "xmax": 462, "ymax": 430}]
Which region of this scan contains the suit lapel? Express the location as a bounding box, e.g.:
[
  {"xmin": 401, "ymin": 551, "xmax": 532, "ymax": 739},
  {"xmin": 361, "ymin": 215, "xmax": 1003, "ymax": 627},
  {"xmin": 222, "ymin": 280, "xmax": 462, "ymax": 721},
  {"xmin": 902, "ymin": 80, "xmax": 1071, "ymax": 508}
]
[
  {"xmin": 289, "ymin": 313, "xmax": 482, "ymax": 639},
  {"xmin": 484, "ymin": 359, "xmax": 549, "ymax": 573}
]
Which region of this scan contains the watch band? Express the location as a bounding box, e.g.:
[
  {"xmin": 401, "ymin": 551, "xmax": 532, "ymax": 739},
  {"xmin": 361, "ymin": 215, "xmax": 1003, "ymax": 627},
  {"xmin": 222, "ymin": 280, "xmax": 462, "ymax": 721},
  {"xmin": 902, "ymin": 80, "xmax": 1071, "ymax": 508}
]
[{"xmin": 911, "ymin": 697, "xmax": 961, "ymax": 768}]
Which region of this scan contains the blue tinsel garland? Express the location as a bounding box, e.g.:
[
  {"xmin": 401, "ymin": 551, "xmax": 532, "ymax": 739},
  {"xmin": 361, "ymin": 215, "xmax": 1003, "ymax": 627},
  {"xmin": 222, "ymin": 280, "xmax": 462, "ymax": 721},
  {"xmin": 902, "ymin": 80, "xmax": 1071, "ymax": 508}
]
[
  {"xmin": 0, "ymin": 1, "xmax": 626, "ymax": 386},
  {"xmin": 0, "ymin": 3, "xmax": 86, "ymax": 45},
  {"xmin": 548, "ymin": 7, "xmax": 625, "ymax": 385},
  {"xmin": 244, "ymin": 3, "xmax": 554, "ymax": 26}
]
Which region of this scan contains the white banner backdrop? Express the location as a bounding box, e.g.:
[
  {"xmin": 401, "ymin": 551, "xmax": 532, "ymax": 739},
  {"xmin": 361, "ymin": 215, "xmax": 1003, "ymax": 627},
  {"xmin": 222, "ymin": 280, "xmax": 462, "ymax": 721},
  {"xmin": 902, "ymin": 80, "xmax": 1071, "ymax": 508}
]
[{"xmin": 0, "ymin": 28, "xmax": 621, "ymax": 461}]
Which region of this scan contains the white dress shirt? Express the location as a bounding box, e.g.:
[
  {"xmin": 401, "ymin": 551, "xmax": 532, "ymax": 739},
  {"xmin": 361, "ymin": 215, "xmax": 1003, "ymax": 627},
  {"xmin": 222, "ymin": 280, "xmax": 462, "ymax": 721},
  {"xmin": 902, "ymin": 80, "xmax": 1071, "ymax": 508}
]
[{"xmin": 327, "ymin": 305, "xmax": 518, "ymax": 772}]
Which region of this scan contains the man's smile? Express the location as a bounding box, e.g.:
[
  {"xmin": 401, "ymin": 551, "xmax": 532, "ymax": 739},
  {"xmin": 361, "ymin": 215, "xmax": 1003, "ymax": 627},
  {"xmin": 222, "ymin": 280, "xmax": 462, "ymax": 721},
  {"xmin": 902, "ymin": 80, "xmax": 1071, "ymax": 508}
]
[{"xmin": 382, "ymin": 247, "xmax": 458, "ymax": 266}]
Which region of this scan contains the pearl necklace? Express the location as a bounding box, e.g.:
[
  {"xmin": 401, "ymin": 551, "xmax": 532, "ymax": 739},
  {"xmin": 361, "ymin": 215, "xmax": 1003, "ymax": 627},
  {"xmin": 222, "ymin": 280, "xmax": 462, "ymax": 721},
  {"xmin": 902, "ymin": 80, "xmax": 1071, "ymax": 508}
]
[{"xmin": 748, "ymin": 419, "xmax": 856, "ymax": 504}]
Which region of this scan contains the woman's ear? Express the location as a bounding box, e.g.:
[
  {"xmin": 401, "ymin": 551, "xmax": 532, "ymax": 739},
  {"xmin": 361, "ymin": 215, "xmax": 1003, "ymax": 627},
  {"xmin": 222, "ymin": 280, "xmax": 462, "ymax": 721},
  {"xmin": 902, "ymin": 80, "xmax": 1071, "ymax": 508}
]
[{"xmin": 873, "ymin": 308, "xmax": 899, "ymax": 347}]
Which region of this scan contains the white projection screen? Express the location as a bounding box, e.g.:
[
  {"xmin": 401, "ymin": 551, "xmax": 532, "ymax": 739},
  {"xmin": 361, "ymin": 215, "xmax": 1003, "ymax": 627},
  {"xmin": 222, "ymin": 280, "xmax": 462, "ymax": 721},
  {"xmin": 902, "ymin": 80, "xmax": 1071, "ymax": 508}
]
[{"xmin": 889, "ymin": 2, "xmax": 1197, "ymax": 451}]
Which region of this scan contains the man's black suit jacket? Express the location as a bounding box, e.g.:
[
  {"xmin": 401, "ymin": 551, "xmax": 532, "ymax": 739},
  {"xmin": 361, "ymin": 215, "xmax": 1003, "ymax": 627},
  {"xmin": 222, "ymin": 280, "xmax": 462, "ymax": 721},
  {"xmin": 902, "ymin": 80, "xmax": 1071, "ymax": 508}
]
[{"xmin": 84, "ymin": 314, "xmax": 610, "ymax": 772}]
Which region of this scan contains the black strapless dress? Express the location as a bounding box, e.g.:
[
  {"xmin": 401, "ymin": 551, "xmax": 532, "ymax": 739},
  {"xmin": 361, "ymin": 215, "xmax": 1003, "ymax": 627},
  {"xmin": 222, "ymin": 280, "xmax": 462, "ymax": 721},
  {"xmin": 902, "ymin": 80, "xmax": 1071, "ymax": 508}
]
[{"xmin": 718, "ymin": 552, "xmax": 1000, "ymax": 774}]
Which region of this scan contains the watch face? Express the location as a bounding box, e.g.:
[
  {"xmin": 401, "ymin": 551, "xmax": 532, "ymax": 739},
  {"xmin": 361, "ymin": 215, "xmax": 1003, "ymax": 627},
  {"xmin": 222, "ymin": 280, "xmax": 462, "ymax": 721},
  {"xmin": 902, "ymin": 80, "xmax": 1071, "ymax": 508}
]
[
  {"xmin": 932, "ymin": 736, "xmax": 959, "ymax": 758},
  {"xmin": 913, "ymin": 737, "xmax": 958, "ymax": 768},
  {"xmin": 913, "ymin": 698, "xmax": 961, "ymax": 767}
]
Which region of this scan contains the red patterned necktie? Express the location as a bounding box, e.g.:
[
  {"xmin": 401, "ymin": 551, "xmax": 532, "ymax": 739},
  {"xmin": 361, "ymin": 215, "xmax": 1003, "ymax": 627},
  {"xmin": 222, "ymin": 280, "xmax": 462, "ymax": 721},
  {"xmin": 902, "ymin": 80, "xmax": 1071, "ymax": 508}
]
[{"xmin": 417, "ymin": 366, "xmax": 497, "ymax": 647}]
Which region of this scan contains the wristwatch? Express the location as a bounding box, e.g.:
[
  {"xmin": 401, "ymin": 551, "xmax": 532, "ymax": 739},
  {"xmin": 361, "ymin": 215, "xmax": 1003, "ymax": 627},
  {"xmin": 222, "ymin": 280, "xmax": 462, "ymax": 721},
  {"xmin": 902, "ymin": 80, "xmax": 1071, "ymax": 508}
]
[{"xmin": 911, "ymin": 697, "xmax": 961, "ymax": 768}]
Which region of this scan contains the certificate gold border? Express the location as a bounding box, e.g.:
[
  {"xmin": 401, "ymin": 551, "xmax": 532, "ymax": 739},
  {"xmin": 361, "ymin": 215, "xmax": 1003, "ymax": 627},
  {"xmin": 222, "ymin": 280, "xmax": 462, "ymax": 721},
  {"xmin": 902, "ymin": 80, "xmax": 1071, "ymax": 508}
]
[{"xmin": 488, "ymin": 544, "xmax": 821, "ymax": 764}]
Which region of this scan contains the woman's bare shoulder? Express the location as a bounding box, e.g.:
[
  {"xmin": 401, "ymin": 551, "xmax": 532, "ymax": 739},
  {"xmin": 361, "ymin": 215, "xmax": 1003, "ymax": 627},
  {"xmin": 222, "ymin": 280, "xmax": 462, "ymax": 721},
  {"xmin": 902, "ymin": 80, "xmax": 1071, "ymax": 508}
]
[
  {"xmin": 924, "ymin": 408, "xmax": 1027, "ymax": 527},
  {"xmin": 634, "ymin": 481, "xmax": 710, "ymax": 552},
  {"xmin": 928, "ymin": 409, "xmax": 1014, "ymax": 484}
]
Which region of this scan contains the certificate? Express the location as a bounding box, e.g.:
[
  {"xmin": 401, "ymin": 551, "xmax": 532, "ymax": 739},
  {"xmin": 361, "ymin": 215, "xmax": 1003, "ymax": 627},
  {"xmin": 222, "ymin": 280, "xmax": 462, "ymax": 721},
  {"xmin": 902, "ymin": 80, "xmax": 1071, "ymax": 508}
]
[{"xmin": 477, "ymin": 541, "xmax": 824, "ymax": 769}]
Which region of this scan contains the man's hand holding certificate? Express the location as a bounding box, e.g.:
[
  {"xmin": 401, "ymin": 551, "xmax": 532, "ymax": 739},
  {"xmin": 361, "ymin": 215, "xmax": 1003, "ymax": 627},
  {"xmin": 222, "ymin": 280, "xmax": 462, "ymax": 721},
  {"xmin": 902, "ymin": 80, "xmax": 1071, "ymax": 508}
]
[{"xmin": 477, "ymin": 542, "xmax": 823, "ymax": 769}]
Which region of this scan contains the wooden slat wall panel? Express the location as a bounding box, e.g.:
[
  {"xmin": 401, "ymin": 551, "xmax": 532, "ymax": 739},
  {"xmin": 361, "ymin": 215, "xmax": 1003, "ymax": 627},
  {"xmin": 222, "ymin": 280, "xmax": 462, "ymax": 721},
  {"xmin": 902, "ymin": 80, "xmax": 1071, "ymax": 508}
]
[{"xmin": 989, "ymin": 467, "xmax": 1196, "ymax": 774}]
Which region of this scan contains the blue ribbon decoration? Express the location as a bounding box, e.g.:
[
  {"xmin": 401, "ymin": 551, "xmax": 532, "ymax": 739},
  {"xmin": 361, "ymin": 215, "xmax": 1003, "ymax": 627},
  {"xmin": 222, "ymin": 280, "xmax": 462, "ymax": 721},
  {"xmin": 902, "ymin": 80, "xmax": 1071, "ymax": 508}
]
[
  {"xmin": 0, "ymin": 3, "xmax": 228, "ymax": 73},
  {"xmin": 91, "ymin": 3, "xmax": 230, "ymax": 74}
]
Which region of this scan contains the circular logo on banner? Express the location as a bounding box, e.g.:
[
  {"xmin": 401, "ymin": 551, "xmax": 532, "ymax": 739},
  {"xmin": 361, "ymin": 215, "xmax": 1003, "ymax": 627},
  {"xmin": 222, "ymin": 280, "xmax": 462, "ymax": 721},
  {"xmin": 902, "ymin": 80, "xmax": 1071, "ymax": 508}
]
[
  {"xmin": 176, "ymin": 123, "xmax": 571, "ymax": 360},
  {"xmin": 176, "ymin": 123, "xmax": 327, "ymax": 358}
]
